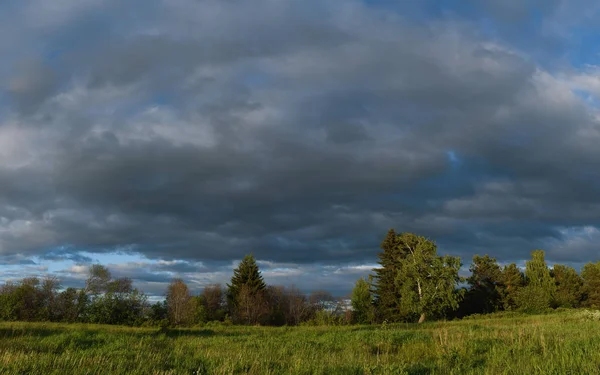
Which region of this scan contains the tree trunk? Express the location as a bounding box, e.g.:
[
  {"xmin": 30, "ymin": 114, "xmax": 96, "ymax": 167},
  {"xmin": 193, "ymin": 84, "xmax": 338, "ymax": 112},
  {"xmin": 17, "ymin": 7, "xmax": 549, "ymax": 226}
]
[{"xmin": 418, "ymin": 312, "xmax": 426, "ymax": 324}]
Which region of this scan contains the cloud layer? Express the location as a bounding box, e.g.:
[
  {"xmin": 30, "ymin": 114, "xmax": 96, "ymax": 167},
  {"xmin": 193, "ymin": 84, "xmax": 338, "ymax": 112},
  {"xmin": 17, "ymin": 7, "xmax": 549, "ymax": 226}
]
[{"xmin": 2, "ymin": 0, "xmax": 600, "ymax": 294}]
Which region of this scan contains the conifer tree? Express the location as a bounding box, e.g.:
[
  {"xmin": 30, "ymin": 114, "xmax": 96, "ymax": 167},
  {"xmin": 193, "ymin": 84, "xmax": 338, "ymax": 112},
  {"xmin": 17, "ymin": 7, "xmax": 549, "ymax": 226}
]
[
  {"xmin": 227, "ymin": 254, "xmax": 266, "ymax": 307},
  {"xmin": 499, "ymin": 263, "xmax": 524, "ymax": 310},
  {"xmin": 464, "ymin": 255, "xmax": 503, "ymax": 314},
  {"xmin": 372, "ymin": 229, "xmax": 407, "ymax": 321},
  {"xmin": 552, "ymin": 264, "xmax": 583, "ymax": 308}
]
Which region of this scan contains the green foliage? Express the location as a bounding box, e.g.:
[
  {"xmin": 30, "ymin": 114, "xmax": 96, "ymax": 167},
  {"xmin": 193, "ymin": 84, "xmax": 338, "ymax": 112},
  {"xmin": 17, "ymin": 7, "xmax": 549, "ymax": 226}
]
[
  {"xmin": 202, "ymin": 284, "xmax": 226, "ymax": 322},
  {"xmin": 304, "ymin": 310, "xmax": 348, "ymax": 326},
  {"xmin": 227, "ymin": 254, "xmax": 267, "ymax": 324},
  {"xmin": 86, "ymin": 289, "xmax": 148, "ymax": 326},
  {"xmin": 499, "ymin": 263, "xmax": 524, "ymax": 310},
  {"xmin": 464, "ymin": 255, "xmax": 503, "ymax": 315},
  {"xmin": 0, "ymin": 267, "xmax": 148, "ymax": 326},
  {"xmin": 227, "ymin": 254, "xmax": 266, "ymax": 305},
  {"xmin": 0, "ymin": 241, "xmax": 596, "ymax": 330},
  {"xmin": 372, "ymin": 229, "xmax": 407, "ymax": 322},
  {"xmin": 515, "ymin": 285, "xmax": 553, "ymax": 313},
  {"xmin": 581, "ymin": 262, "xmax": 600, "ymax": 308},
  {"xmin": 55, "ymin": 288, "xmax": 79, "ymax": 323},
  {"xmin": 517, "ymin": 250, "xmax": 556, "ymax": 312},
  {"xmin": 148, "ymin": 301, "xmax": 168, "ymax": 325},
  {"xmin": 351, "ymin": 277, "xmax": 374, "ymax": 324},
  {"xmin": 85, "ymin": 265, "xmax": 112, "ymax": 295},
  {"xmin": 393, "ymin": 233, "xmax": 463, "ymax": 323},
  {"xmin": 552, "ymin": 264, "xmax": 583, "ymax": 308},
  {"xmin": 190, "ymin": 296, "xmax": 207, "ymax": 324}
]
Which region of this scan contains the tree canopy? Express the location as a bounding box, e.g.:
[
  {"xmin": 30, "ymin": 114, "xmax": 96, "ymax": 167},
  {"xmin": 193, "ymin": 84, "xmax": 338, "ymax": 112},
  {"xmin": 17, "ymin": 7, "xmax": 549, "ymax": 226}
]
[{"xmin": 374, "ymin": 232, "xmax": 463, "ymax": 323}]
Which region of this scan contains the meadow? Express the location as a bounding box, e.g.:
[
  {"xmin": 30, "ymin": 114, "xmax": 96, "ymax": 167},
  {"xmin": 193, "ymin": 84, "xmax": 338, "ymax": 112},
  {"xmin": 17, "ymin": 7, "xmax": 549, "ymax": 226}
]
[{"xmin": 1, "ymin": 310, "xmax": 600, "ymax": 374}]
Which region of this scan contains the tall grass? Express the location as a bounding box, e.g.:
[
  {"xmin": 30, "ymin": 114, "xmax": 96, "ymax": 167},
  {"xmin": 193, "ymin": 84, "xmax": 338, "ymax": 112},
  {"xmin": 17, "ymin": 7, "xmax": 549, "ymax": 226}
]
[{"xmin": 0, "ymin": 310, "xmax": 598, "ymax": 374}]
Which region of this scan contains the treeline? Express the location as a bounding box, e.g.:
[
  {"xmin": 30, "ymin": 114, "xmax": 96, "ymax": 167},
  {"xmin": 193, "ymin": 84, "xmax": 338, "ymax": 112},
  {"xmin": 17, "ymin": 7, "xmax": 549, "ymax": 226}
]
[
  {"xmin": 2, "ymin": 229, "xmax": 599, "ymax": 326},
  {"xmin": 0, "ymin": 256, "xmax": 350, "ymax": 327},
  {"xmin": 355, "ymin": 229, "xmax": 600, "ymax": 324}
]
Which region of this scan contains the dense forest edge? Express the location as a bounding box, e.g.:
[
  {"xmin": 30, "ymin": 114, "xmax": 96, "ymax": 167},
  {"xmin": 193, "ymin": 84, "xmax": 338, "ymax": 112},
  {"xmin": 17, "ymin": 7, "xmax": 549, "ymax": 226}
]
[{"xmin": 0, "ymin": 229, "xmax": 595, "ymax": 327}]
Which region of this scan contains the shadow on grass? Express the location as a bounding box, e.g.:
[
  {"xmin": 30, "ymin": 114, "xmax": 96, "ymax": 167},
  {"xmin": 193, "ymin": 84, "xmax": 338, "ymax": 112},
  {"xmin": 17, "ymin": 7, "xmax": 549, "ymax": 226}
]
[
  {"xmin": 0, "ymin": 327, "xmax": 250, "ymax": 341},
  {"xmin": 405, "ymin": 363, "xmax": 436, "ymax": 375},
  {"xmin": 0, "ymin": 328, "xmax": 64, "ymax": 338},
  {"xmin": 349, "ymin": 326, "xmax": 378, "ymax": 332},
  {"xmin": 161, "ymin": 329, "xmax": 250, "ymax": 338}
]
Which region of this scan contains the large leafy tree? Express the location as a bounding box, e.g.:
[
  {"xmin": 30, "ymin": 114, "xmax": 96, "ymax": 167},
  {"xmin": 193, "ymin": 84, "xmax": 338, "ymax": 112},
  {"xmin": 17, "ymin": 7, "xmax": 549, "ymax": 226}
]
[
  {"xmin": 372, "ymin": 229, "xmax": 409, "ymax": 321},
  {"xmin": 166, "ymin": 279, "xmax": 193, "ymax": 326},
  {"xmin": 552, "ymin": 264, "xmax": 583, "ymax": 308},
  {"xmin": 464, "ymin": 255, "xmax": 503, "ymax": 315},
  {"xmin": 393, "ymin": 233, "xmax": 463, "ymax": 323},
  {"xmin": 85, "ymin": 265, "xmax": 112, "ymax": 295},
  {"xmin": 83, "ymin": 265, "xmax": 148, "ymax": 326},
  {"xmin": 517, "ymin": 250, "xmax": 555, "ymax": 312},
  {"xmin": 54, "ymin": 288, "xmax": 80, "ymax": 323}
]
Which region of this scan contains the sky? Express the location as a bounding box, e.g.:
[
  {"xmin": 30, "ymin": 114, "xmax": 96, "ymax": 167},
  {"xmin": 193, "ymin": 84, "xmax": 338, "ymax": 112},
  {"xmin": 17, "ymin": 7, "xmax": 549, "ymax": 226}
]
[{"xmin": 2, "ymin": 0, "xmax": 600, "ymax": 297}]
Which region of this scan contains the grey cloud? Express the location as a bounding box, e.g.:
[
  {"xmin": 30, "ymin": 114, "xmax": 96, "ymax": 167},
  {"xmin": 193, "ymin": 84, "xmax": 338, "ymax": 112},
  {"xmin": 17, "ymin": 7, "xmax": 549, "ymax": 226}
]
[
  {"xmin": 2, "ymin": 0, "xmax": 600, "ymax": 295},
  {"xmin": 0, "ymin": 254, "xmax": 36, "ymax": 265},
  {"xmin": 7, "ymin": 60, "xmax": 58, "ymax": 114},
  {"xmin": 41, "ymin": 250, "xmax": 93, "ymax": 264}
]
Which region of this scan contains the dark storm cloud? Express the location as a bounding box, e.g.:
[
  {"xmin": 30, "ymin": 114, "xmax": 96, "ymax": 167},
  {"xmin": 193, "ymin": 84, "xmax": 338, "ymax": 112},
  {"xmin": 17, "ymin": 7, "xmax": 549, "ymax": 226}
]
[
  {"xmin": 0, "ymin": 254, "xmax": 36, "ymax": 266},
  {"xmin": 2, "ymin": 0, "xmax": 600, "ymax": 294},
  {"xmin": 41, "ymin": 250, "xmax": 93, "ymax": 264}
]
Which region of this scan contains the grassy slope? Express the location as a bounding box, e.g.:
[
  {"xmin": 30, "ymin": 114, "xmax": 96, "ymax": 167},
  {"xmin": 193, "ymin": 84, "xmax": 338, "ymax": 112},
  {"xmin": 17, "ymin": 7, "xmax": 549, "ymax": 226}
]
[{"xmin": 1, "ymin": 310, "xmax": 599, "ymax": 374}]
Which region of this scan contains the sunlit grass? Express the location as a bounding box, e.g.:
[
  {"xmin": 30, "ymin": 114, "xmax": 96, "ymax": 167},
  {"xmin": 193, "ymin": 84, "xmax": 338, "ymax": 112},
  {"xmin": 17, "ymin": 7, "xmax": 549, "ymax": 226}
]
[{"xmin": 1, "ymin": 310, "xmax": 599, "ymax": 374}]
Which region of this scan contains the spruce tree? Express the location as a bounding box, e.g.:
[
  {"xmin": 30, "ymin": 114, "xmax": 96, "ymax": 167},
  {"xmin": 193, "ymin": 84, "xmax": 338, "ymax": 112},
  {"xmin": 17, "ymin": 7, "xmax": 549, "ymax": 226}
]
[
  {"xmin": 227, "ymin": 254, "xmax": 266, "ymax": 307},
  {"xmin": 372, "ymin": 229, "xmax": 407, "ymax": 321}
]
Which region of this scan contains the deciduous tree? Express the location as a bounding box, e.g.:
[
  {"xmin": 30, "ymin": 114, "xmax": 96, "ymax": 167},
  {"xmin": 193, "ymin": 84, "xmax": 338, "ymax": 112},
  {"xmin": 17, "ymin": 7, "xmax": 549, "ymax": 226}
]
[
  {"xmin": 517, "ymin": 250, "xmax": 555, "ymax": 312},
  {"xmin": 203, "ymin": 284, "xmax": 225, "ymax": 321},
  {"xmin": 166, "ymin": 279, "xmax": 193, "ymax": 326},
  {"xmin": 393, "ymin": 233, "xmax": 463, "ymax": 323},
  {"xmin": 351, "ymin": 277, "xmax": 374, "ymax": 324},
  {"xmin": 85, "ymin": 265, "xmax": 112, "ymax": 295}
]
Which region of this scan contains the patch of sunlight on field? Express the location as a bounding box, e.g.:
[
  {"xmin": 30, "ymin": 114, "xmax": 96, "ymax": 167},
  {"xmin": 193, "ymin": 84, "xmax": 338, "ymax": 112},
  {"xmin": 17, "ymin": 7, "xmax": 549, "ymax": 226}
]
[{"xmin": 1, "ymin": 310, "xmax": 600, "ymax": 374}]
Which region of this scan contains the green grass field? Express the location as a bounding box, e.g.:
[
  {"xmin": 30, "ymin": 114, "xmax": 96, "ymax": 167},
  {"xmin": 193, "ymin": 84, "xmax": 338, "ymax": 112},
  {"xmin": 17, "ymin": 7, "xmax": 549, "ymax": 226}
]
[{"xmin": 1, "ymin": 310, "xmax": 600, "ymax": 374}]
